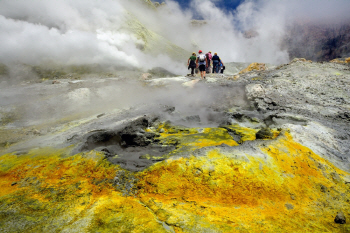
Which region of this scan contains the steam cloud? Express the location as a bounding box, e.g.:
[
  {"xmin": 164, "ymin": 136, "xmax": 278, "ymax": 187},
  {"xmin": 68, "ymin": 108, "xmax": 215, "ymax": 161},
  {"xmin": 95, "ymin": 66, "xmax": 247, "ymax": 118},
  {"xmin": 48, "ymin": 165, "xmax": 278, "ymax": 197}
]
[{"xmin": 1, "ymin": 0, "xmax": 350, "ymax": 70}]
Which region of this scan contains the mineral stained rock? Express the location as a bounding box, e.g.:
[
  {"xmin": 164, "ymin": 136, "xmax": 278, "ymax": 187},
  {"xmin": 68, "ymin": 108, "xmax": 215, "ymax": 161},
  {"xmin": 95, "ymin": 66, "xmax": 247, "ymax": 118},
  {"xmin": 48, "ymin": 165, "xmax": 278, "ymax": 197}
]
[{"xmin": 238, "ymin": 62, "xmax": 267, "ymax": 74}]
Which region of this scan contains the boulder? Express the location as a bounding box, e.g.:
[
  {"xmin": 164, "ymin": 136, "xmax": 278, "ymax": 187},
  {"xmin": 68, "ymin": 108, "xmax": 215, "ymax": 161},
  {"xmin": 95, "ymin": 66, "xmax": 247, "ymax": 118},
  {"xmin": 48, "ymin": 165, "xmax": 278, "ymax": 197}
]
[
  {"xmin": 119, "ymin": 117, "xmax": 153, "ymax": 147},
  {"xmin": 255, "ymin": 128, "xmax": 273, "ymax": 139},
  {"xmin": 334, "ymin": 212, "xmax": 346, "ymax": 224},
  {"xmin": 245, "ymin": 84, "xmax": 265, "ymax": 100}
]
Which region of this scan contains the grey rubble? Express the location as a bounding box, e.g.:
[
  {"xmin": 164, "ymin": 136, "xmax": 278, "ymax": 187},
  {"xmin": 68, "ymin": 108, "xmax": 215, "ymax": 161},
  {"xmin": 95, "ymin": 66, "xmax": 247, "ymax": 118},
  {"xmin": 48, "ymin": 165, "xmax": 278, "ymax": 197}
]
[
  {"xmin": 0, "ymin": 60, "xmax": 350, "ymax": 173},
  {"xmin": 230, "ymin": 60, "xmax": 350, "ymax": 171}
]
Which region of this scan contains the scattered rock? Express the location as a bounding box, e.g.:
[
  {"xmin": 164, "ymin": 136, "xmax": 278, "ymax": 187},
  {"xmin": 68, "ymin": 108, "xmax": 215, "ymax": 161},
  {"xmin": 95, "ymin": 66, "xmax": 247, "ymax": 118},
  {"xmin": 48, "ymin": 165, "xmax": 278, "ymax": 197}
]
[
  {"xmin": 285, "ymin": 203, "xmax": 294, "ymax": 210},
  {"xmin": 185, "ymin": 115, "xmax": 200, "ymax": 123},
  {"xmin": 331, "ymin": 58, "xmax": 346, "ymax": 64},
  {"xmin": 320, "ymin": 184, "xmax": 328, "ymax": 193},
  {"xmin": 140, "ymin": 73, "xmax": 152, "ymax": 80},
  {"xmin": 222, "ymin": 126, "xmax": 242, "ymax": 143},
  {"xmin": 27, "ymin": 128, "xmax": 41, "ymax": 136},
  {"xmin": 245, "ymin": 84, "xmax": 265, "ymax": 100},
  {"xmin": 113, "ymin": 170, "xmax": 138, "ymax": 196},
  {"xmin": 255, "ymin": 128, "xmax": 273, "ymax": 139},
  {"xmin": 148, "ymin": 67, "xmax": 176, "ymax": 77},
  {"xmin": 227, "ymin": 75, "xmax": 239, "ymax": 80},
  {"xmin": 194, "ymin": 168, "xmax": 203, "ymax": 175},
  {"xmin": 118, "ymin": 117, "xmax": 158, "ymax": 148},
  {"xmin": 330, "ymin": 172, "xmax": 342, "ymax": 183},
  {"xmin": 162, "ymin": 105, "xmax": 175, "ymax": 114},
  {"xmin": 153, "ymin": 2, "xmax": 166, "ymax": 7},
  {"xmin": 334, "ymin": 212, "xmax": 346, "ymax": 224},
  {"xmin": 182, "ymin": 79, "xmax": 199, "ymax": 88},
  {"xmin": 290, "ymin": 58, "xmax": 312, "ymax": 64}
]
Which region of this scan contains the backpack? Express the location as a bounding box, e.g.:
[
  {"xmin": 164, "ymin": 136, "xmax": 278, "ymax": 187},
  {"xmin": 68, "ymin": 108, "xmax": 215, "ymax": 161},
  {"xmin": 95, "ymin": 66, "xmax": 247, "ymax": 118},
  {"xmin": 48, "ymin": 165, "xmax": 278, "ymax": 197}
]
[
  {"xmin": 206, "ymin": 53, "xmax": 212, "ymax": 60},
  {"xmin": 199, "ymin": 54, "xmax": 206, "ymax": 62}
]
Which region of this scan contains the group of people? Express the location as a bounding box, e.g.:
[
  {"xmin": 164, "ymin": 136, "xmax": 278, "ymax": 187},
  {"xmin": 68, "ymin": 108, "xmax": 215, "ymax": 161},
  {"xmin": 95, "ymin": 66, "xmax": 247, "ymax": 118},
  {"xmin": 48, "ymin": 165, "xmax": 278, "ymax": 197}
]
[{"xmin": 187, "ymin": 50, "xmax": 225, "ymax": 79}]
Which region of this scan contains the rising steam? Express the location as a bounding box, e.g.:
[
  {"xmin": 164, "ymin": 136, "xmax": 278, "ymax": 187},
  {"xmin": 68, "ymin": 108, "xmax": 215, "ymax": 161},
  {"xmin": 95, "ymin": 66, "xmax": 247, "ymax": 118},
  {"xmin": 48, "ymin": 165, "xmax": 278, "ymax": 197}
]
[{"xmin": 1, "ymin": 0, "xmax": 350, "ymax": 70}]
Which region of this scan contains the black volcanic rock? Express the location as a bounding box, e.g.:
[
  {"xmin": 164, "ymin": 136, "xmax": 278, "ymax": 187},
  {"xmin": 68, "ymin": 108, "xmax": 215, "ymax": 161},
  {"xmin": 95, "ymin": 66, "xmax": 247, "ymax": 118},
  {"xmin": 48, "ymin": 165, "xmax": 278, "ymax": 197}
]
[{"xmin": 334, "ymin": 212, "xmax": 346, "ymax": 224}]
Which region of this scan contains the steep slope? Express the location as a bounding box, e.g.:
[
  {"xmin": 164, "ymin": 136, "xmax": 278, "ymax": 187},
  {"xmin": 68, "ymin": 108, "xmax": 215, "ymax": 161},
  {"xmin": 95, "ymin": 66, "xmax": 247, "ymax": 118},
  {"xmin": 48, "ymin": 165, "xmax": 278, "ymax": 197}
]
[{"xmin": 122, "ymin": 11, "xmax": 189, "ymax": 61}]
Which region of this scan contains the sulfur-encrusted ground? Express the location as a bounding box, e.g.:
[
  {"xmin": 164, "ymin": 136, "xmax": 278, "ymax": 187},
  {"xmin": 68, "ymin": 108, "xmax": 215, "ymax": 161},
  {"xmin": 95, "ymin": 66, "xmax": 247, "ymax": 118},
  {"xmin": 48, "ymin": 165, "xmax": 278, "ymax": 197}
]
[{"xmin": 1, "ymin": 123, "xmax": 350, "ymax": 232}]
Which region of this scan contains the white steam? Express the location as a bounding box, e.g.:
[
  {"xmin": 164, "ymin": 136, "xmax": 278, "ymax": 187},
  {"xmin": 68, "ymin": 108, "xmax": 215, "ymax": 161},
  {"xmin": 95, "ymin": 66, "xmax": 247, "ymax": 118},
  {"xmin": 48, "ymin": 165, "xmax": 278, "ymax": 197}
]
[{"xmin": 0, "ymin": 0, "xmax": 349, "ymax": 72}]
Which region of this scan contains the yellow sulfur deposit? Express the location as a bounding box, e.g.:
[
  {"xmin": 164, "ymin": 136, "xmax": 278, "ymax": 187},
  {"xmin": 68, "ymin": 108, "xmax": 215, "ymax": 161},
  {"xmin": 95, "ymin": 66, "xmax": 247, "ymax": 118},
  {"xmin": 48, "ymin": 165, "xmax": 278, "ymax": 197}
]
[
  {"xmin": 331, "ymin": 57, "xmax": 350, "ymax": 64},
  {"xmin": 290, "ymin": 58, "xmax": 313, "ymax": 63},
  {"xmin": 137, "ymin": 132, "xmax": 350, "ymax": 232},
  {"xmin": 0, "ymin": 126, "xmax": 349, "ymax": 232},
  {"xmin": 0, "ymin": 148, "xmax": 167, "ymax": 232},
  {"xmin": 239, "ymin": 63, "xmax": 267, "ymax": 75}
]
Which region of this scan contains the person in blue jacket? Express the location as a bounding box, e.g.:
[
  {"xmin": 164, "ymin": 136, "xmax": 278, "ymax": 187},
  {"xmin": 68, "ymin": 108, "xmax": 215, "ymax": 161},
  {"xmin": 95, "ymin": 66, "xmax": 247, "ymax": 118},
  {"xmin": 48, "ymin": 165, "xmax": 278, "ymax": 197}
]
[{"xmin": 212, "ymin": 53, "xmax": 223, "ymax": 73}]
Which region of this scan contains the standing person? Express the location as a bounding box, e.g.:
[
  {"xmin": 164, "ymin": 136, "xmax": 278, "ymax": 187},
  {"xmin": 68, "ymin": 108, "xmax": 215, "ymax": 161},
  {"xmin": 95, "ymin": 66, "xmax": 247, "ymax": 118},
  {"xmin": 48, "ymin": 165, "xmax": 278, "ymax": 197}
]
[
  {"xmin": 196, "ymin": 50, "xmax": 207, "ymax": 79},
  {"xmin": 212, "ymin": 52, "xmax": 221, "ymax": 73},
  {"xmin": 187, "ymin": 52, "xmax": 197, "ymax": 76},
  {"xmin": 205, "ymin": 51, "xmax": 212, "ymax": 73}
]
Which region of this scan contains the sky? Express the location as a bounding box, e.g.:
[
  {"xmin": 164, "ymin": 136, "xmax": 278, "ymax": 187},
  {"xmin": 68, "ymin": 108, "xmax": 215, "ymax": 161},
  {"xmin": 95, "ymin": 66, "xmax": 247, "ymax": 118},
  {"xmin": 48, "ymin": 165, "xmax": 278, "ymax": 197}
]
[
  {"xmin": 156, "ymin": 0, "xmax": 244, "ymax": 15},
  {"xmin": 1, "ymin": 0, "xmax": 350, "ymax": 75}
]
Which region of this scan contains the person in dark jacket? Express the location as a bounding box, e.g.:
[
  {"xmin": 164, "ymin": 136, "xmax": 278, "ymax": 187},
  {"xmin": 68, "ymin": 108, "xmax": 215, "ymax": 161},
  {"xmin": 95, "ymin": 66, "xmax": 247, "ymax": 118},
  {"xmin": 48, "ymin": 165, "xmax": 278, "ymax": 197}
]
[
  {"xmin": 212, "ymin": 53, "xmax": 221, "ymax": 73},
  {"xmin": 187, "ymin": 52, "xmax": 197, "ymax": 76}
]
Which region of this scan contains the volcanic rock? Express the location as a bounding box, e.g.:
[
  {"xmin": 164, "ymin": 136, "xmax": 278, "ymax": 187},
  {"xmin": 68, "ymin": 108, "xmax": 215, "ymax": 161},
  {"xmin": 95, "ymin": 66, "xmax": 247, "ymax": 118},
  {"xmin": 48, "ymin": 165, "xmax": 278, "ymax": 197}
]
[
  {"xmin": 1, "ymin": 59, "xmax": 350, "ymax": 232},
  {"xmin": 334, "ymin": 212, "xmax": 346, "ymax": 224},
  {"xmin": 255, "ymin": 128, "xmax": 273, "ymax": 139}
]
